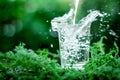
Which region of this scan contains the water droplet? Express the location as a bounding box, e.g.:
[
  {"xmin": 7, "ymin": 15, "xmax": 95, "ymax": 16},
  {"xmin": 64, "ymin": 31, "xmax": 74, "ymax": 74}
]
[
  {"xmin": 103, "ymin": 12, "xmax": 107, "ymax": 16},
  {"xmin": 109, "ymin": 30, "xmax": 116, "ymax": 36},
  {"xmin": 107, "ymin": 25, "xmax": 110, "ymax": 28},
  {"xmin": 46, "ymin": 20, "xmax": 49, "ymax": 23},
  {"xmin": 118, "ymin": 12, "xmax": 120, "ymax": 15},
  {"xmin": 49, "ymin": 29, "xmax": 52, "ymax": 32},
  {"xmin": 50, "ymin": 44, "xmax": 53, "ymax": 48}
]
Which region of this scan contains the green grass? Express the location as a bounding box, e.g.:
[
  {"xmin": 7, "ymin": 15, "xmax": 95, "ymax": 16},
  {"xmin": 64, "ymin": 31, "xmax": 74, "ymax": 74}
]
[{"xmin": 0, "ymin": 39, "xmax": 120, "ymax": 80}]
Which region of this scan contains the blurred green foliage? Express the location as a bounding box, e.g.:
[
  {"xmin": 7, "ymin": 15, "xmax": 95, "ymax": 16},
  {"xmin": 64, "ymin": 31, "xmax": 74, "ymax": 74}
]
[{"xmin": 0, "ymin": 40, "xmax": 120, "ymax": 80}]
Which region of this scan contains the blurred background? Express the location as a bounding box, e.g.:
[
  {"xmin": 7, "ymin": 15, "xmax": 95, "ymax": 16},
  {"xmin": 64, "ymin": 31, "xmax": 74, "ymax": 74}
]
[
  {"xmin": 0, "ymin": 0, "xmax": 120, "ymax": 54},
  {"xmin": 0, "ymin": 0, "xmax": 73, "ymax": 53}
]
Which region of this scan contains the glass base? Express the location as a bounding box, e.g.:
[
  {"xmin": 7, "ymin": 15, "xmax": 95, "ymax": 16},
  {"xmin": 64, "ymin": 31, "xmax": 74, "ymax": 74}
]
[{"xmin": 61, "ymin": 61, "xmax": 87, "ymax": 69}]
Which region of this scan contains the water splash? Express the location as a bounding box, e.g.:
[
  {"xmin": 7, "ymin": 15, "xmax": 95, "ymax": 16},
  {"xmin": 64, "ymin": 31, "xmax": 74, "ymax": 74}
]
[{"xmin": 51, "ymin": 9, "xmax": 103, "ymax": 69}]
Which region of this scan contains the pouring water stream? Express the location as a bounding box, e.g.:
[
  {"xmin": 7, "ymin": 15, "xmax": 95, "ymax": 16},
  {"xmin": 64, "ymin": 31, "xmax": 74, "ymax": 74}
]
[{"xmin": 73, "ymin": 0, "xmax": 79, "ymax": 24}]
